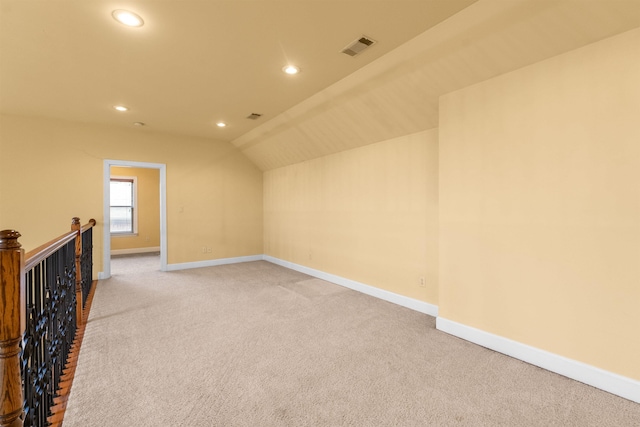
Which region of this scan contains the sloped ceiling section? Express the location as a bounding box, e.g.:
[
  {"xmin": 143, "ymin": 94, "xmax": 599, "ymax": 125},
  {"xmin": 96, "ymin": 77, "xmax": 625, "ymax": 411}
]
[{"xmin": 233, "ymin": 0, "xmax": 640, "ymax": 171}]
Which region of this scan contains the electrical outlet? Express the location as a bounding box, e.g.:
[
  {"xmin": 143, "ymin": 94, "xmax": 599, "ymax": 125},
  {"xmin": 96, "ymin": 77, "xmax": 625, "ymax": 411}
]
[
  {"xmin": 206, "ymin": 247, "xmax": 212, "ymax": 253},
  {"xmin": 201, "ymin": 247, "xmax": 207, "ymax": 253},
  {"xmin": 419, "ymin": 277, "xmax": 426, "ymax": 288}
]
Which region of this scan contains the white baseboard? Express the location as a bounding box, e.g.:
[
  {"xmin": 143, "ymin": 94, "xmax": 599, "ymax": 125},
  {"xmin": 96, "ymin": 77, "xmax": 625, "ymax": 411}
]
[
  {"xmin": 111, "ymin": 246, "xmax": 161, "ymax": 256},
  {"xmin": 165, "ymin": 255, "xmax": 264, "ymax": 272},
  {"xmin": 263, "ymin": 256, "xmax": 438, "ymax": 317},
  {"xmin": 436, "ymin": 317, "xmax": 640, "ymax": 403}
]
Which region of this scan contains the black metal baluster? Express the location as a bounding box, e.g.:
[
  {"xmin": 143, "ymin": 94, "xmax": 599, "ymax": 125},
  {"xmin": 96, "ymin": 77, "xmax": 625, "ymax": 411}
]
[
  {"xmin": 44, "ymin": 254, "xmax": 55, "ymax": 423},
  {"xmin": 81, "ymin": 227, "xmax": 93, "ymax": 307},
  {"xmin": 20, "ymin": 239, "xmax": 78, "ymax": 427},
  {"xmin": 21, "ymin": 267, "xmax": 36, "ymax": 427},
  {"xmin": 37, "ymin": 260, "xmax": 48, "ymax": 426}
]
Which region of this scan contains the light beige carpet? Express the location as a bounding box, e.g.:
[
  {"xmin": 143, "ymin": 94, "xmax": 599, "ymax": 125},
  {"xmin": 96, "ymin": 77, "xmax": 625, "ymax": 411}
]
[{"xmin": 64, "ymin": 255, "xmax": 640, "ymax": 426}]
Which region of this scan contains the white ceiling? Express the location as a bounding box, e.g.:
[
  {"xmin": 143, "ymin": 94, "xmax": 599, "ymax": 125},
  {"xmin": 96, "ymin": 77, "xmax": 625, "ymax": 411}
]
[
  {"xmin": 2, "ymin": 0, "xmax": 639, "ymax": 171},
  {"xmin": 0, "ymin": 0, "xmax": 476, "ymax": 140}
]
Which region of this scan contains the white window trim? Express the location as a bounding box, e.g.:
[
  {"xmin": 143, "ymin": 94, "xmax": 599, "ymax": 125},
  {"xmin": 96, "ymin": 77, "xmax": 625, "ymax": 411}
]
[{"xmin": 110, "ymin": 175, "xmax": 138, "ymax": 235}]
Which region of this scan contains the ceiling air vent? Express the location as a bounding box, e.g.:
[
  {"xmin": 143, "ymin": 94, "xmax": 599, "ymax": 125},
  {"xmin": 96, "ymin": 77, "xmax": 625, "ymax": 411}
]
[
  {"xmin": 246, "ymin": 113, "xmax": 262, "ymax": 120},
  {"xmin": 341, "ymin": 36, "xmax": 376, "ymax": 57}
]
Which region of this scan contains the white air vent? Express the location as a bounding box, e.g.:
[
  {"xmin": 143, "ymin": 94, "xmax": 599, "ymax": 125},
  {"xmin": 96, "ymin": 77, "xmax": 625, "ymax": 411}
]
[
  {"xmin": 246, "ymin": 113, "xmax": 262, "ymax": 120},
  {"xmin": 341, "ymin": 36, "xmax": 376, "ymax": 57}
]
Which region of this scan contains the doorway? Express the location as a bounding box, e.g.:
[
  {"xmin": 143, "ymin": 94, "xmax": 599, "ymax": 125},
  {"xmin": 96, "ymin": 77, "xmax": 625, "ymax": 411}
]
[{"xmin": 100, "ymin": 159, "xmax": 167, "ymax": 279}]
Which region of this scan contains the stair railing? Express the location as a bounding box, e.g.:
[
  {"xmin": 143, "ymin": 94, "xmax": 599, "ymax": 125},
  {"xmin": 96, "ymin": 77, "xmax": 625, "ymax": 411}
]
[{"xmin": 0, "ymin": 217, "xmax": 96, "ymax": 427}]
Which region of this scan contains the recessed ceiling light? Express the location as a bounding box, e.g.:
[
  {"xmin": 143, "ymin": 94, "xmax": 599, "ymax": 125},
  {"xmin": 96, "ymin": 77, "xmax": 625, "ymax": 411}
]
[
  {"xmin": 133, "ymin": 122, "xmax": 145, "ymax": 127},
  {"xmin": 113, "ymin": 105, "xmax": 128, "ymax": 112},
  {"xmin": 282, "ymin": 65, "xmax": 300, "ymax": 75},
  {"xmin": 216, "ymin": 122, "xmax": 227, "ymax": 128},
  {"xmin": 112, "ymin": 10, "xmax": 144, "ymax": 27}
]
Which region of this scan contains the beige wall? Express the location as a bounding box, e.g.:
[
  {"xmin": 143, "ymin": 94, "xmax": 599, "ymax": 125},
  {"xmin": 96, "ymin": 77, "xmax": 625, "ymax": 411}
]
[
  {"xmin": 264, "ymin": 129, "xmax": 439, "ymax": 304},
  {"xmin": 0, "ymin": 114, "xmax": 264, "ymax": 274},
  {"xmin": 110, "ymin": 166, "xmax": 160, "ymax": 252},
  {"xmin": 1, "ymin": 18, "xmax": 637, "ymax": 390},
  {"xmin": 439, "ymin": 28, "xmax": 640, "ymax": 380}
]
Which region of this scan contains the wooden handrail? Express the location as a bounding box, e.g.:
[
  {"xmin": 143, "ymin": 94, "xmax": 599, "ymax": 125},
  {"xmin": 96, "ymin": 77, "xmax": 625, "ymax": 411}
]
[
  {"xmin": 24, "ymin": 218, "xmax": 95, "ymax": 272},
  {"xmin": 81, "ymin": 218, "xmax": 96, "ymax": 233},
  {"xmin": 24, "ymin": 230, "xmax": 76, "ymax": 272}
]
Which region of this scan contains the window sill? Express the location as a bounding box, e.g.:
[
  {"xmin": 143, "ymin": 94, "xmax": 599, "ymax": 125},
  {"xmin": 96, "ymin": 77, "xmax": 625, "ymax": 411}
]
[{"xmin": 111, "ymin": 233, "xmax": 139, "ymax": 238}]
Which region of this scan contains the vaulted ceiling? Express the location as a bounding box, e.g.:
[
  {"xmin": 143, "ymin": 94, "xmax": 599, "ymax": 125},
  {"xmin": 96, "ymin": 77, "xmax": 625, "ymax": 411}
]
[{"xmin": 2, "ymin": 1, "xmax": 640, "ymax": 171}]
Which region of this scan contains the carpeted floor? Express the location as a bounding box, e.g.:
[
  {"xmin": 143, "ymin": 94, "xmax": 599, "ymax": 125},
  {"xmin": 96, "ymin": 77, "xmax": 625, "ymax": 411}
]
[{"xmin": 63, "ymin": 254, "xmax": 640, "ymax": 426}]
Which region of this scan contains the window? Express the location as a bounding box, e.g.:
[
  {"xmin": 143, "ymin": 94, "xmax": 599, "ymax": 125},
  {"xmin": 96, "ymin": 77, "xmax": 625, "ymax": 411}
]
[{"xmin": 110, "ymin": 177, "xmax": 137, "ymax": 234}]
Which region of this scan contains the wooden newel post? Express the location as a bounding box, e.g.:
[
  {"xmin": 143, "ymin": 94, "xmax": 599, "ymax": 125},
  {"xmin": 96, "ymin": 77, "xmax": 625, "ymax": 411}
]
[
  {"xmin": 0, "ymin": 230, "xmax": 25, "ymax": 427},
  {"xmin": 71, "ymin": 218, "xmax": 83, "ymax": 327}
]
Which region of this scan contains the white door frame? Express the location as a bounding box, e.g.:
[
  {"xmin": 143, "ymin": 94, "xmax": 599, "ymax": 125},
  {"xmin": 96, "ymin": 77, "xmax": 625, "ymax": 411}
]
[{"xmin": 99, "ymin": 159, "xmax": 168, "ymax": 279}]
